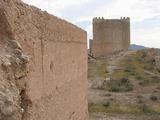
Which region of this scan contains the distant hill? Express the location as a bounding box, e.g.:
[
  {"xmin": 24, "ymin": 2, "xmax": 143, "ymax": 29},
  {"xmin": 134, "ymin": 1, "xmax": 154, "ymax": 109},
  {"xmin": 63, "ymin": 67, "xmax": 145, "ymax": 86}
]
[{"xmin": 129, "ymin": 44, "xmax": 146, "ymax": 50}]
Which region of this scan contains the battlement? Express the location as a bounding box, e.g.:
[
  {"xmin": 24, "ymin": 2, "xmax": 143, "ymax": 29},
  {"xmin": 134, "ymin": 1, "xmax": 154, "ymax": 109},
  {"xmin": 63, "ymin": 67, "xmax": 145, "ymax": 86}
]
[{"xmin": 93, "ymin": 17, "xmax": 130, "ymax": 23}]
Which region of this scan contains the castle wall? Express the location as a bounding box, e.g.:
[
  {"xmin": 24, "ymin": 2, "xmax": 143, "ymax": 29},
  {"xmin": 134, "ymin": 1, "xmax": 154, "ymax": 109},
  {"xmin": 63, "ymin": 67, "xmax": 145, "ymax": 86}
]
[
  {"xmin": 0, "ymin": 0, "xmax": 88, "ymax": 120},
  {"xmin": 89, "ymin": 39, "xmax": 93, "ymax": 55},
  {"xmin": 92, "ymin": 17, "xmax": 130, "ymax": 57}
]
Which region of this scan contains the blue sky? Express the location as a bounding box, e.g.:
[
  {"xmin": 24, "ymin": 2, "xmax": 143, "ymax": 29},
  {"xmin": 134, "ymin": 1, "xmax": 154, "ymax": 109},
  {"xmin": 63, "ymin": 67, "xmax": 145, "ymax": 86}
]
[{"xmin": 22, "ymin": 0, "xmax": 160, "ymax": 48}]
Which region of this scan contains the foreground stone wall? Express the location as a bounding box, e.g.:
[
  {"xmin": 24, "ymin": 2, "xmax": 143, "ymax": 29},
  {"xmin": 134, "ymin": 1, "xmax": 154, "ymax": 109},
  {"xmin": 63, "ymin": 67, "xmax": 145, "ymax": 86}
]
[
  {"xmin": 0, "ymin": 0, "xmax": 88, "ymax": 120},
  {"xmin": 91, "ymin": 17, "xmax": 130, "ymax": 57}
]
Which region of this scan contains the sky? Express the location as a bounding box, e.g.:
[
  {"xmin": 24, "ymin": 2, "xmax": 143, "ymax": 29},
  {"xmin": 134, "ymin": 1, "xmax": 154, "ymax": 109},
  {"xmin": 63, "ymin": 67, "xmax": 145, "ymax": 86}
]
[{"xmin": 22, "ymin": 0, "xmax": 160, "ymax": 48}]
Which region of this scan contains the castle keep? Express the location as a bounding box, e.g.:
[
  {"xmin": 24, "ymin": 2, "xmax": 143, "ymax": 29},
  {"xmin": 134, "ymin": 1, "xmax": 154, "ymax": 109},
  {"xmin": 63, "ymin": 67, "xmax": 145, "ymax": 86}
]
[{"xmin": 90, "ymin": 17, "xmax": 130, "ymax": 57}]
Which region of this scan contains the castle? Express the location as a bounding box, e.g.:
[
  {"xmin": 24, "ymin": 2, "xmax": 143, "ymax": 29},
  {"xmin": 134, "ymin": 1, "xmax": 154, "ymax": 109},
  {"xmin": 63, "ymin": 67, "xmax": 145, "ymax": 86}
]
[
  {"xmin": 0, "ymin": 0, "xmax": 132, "ymax": 119},
  {"xmin": 90, "ymin": 17, "xmax": 130, "ymax": 57}
]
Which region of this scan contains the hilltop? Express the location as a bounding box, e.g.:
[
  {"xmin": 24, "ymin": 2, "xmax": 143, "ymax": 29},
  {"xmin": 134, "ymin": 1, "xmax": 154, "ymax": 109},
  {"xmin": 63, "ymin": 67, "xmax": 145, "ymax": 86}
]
[{"xmin": 88, "ymin": 49, "xmax": 160, "ymax": 120}]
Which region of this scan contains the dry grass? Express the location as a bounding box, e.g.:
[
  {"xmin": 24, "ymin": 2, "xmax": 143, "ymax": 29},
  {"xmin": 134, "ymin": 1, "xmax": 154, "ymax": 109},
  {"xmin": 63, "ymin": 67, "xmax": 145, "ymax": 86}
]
[
  {"xmin": 111, "ymin": 50, "xmax": 160, "ymax": 86},
  {"xmin": 89, "ymin": 102, "xmax": 160, "ymax": 115},
  {"xmin": 88, "ymin": 49, "xmax": 160, "ymax": 116},
  {"xmin": 96, "ymin": 59, "xmax": 108, "ymax": 78}
]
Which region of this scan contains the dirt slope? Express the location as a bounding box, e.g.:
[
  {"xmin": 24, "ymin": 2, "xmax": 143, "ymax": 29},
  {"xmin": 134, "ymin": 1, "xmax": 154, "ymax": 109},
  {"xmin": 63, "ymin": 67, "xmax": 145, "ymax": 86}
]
[{"xmin": 88, "ymin": 49, "xmax": 160, "ymax": 120}]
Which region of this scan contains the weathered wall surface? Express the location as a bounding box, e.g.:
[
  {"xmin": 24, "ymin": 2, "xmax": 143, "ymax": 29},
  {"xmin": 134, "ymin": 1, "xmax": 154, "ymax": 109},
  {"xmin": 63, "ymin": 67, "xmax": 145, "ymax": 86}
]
[
  {"xmin": 89, "ymin": 39, "xmax": 93, "ymax": 55},
  {"xmin": 92, "ymin": 17, "xmax": 130, "ymax": 57},
  {"xmin": 0, "ymin": 0, "xmax": 88, "ymax": 120}
]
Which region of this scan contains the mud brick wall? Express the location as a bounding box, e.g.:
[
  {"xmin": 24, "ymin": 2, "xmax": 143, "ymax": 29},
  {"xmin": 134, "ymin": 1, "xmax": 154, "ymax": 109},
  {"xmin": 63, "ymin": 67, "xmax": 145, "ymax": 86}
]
[{"xmin": 0, "ymin": 0, "xmax": 88, "ymax": 120}]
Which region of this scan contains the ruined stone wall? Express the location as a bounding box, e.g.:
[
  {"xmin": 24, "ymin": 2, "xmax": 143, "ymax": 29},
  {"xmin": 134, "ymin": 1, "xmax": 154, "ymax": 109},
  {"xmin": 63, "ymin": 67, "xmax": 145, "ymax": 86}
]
[
  {"xmin": 0, "ymin": 0, "xmax": 88, "ymax": 120},
  {"xmin": 92, "ymin": 17, "xmax": 130, "ymax": 57}
]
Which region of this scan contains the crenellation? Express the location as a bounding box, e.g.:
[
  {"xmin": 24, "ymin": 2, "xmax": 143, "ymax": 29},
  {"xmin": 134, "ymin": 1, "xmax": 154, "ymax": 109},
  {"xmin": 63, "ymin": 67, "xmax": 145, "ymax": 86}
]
[
  {"xmin": 93, "ymin": 17, "xmax": 130, "ymax": 24},
  {"xmin": 120, "ymin": 17, "xmax": 130, "ymax": 20}
]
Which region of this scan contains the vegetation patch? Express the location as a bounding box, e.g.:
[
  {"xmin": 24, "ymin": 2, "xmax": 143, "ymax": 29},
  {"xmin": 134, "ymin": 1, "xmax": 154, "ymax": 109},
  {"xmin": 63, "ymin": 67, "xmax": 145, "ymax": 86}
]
[
  {"xmin": 111, "ymin": 50, "xmax": 160, "ymax": 87},
  {"xmin": 89, "ymin": 102, "xmax": 160, "ymax": 115},
  {"xmin": 150, "ymin": 95, "xmax": 158, "ymax": 101},
  {"xmin": 88, "ymin": 49, "xmax": 160, "ymax": 117},
  {"xmin": 104, "ymin": 77, "xmax": 133, "ymax": 92},
  {"xmin": 96, "ymin": 59, "xmax": 108, "ymax": 78}
]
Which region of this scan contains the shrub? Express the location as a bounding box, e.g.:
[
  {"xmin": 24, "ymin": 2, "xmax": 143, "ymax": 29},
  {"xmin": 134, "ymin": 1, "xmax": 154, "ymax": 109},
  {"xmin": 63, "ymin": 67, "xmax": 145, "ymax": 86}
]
[
  {"xmin": 150, "ymin": 95, "xmax": 158, "ymax": 101},
  {"xmin": 107, "ymin": 77, "xmax": 133, "ymax": 92},
  {"xmin": 121, "ymin": 77, "xmax": 128, "ymax": 83},
  {"xmin": 103, "ymin": 101, "xmax": 111, "ymax": 107},
  {"xmin": 125, "ymin": 85, "xmax": 133, "ymax": 91},
  {"xmin": 135, "ymin": 75, "xmax": 142, "ymax": 80},
  {"xmin": 108, "ymin": 83, "xmax": 120, "ymax": 92},
  {"xmin": 140, "ymin": 104, "xmax": 151, "ymax": 113}
]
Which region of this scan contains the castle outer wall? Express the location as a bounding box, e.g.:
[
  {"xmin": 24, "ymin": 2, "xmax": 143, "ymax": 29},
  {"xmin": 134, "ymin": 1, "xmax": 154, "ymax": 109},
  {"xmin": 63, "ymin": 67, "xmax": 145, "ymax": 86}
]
[
  {"xmin": 92, "ymin": 17, "xmax": 130, "ymax": 57},
  {"xmin": 0, "ymin": 0, "xmax": 88, "ymax": 120}
]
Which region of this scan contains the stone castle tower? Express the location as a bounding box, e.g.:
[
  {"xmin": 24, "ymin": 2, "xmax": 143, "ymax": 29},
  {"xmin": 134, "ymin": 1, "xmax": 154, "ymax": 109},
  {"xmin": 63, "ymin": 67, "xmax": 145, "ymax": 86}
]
[{"xmin": 90, "ymin": 17, "xmax": 130, "ymax": 57}]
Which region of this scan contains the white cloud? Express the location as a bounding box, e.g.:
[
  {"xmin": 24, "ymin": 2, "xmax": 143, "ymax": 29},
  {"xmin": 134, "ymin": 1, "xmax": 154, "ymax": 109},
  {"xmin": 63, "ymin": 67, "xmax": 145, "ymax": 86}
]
[
  {"xmin": 22, "ymin": 0, "xmax": 90, "ymax": 17},
  {"xmin": 74, "ymin": 0, "xmax": 160, "ymax": 22},
  {"xmin": 22, "ymin": 0, "xmax": 160, "ymax": 22},
  {"xmin": 132, "ymin": 27, "xmax": 160, "ymax": 48}
]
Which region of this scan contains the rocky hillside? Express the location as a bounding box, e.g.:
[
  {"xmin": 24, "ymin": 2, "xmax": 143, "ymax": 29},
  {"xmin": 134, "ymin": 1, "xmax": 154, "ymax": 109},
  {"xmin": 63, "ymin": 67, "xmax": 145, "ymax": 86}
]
[{"xmin": 88, "ymin": 49, "xmax": 160, "ymax": 120}]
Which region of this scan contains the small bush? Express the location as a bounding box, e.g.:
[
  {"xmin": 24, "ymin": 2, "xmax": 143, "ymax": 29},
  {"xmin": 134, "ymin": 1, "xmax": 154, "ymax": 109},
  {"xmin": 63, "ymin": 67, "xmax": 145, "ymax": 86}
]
[
  {"xmin": 140, "ymin": 104, "xmax": 152, "ymax": 113},
  {"xmin": 124, "ymin": 68, "xmax": 131, "ymax": 73},
  {"xmin": 137, "ymin": 76, "xmax": 149, "ymax": 85},
  {"xmin": 138, "ymin": 99, "xmax": 144, "ymax": 104},
  {"xmin": 125, "ymin": 85, "xmax": 134, "ymax": 91},
  {"xmin": 121, "ymin": 77, "xmax": 128, "ymax": 83},
  {"xmin": 135, "ymin": 75, "xmax": 142, "ymax": 80},
  {"xmin": 109, "ymin": 84, "xmax": 120, "ymax": 92},
  {"xmin": 103, "ymin": 101, "xmax": 110, "ymax": 107},
  {"xmin": 104, "ymin": 93, "xmax": 112, "ymax": 97},
  {"xmin": 107, "ymin": 77, "xmax": 133, "ymax": 92},
  {"xmin": 150, "ymin": 95, "xmax": 158, "ymax": 101}
]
